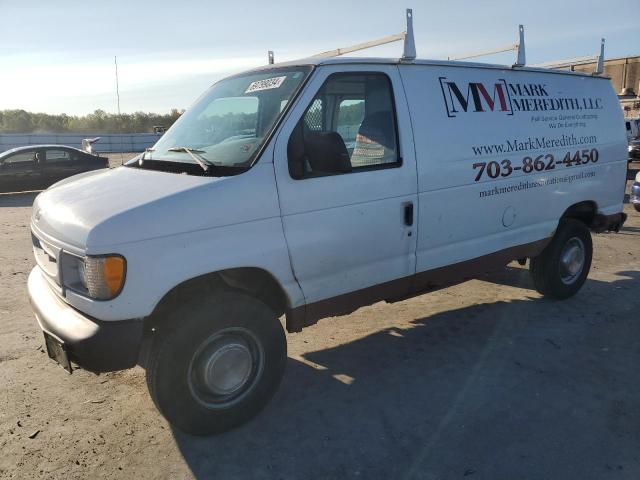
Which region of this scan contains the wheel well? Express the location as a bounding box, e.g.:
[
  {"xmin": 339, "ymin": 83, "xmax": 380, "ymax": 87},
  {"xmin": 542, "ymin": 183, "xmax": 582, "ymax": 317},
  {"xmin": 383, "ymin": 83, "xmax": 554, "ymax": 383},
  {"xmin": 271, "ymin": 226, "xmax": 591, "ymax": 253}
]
[
  {"xmin": 561, "ymin": 201, "xmax": 597, "ymax": 227},
  {"xmin": 152, "ymin": 268, "xmax": 289, "ymax": 320}
]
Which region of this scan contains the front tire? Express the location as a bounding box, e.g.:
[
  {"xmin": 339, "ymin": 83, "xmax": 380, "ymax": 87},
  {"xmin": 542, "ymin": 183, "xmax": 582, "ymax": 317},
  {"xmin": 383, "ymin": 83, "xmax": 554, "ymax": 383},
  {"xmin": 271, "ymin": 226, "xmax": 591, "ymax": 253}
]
[
  {"xmin": 146, "ymin": 291, "xmax": 286, "ymax": 435},
  {"xmin": 529, "ymin": 219, "xmax": 592, "ymax": 299}
]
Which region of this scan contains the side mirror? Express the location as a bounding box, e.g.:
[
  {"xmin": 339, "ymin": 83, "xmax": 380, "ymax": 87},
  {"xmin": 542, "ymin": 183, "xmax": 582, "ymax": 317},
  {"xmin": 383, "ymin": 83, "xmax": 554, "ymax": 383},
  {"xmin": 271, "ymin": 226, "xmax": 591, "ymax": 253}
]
[{"xmin": 288, "ymin": 124, "xmax": 351, "ymax": 179}]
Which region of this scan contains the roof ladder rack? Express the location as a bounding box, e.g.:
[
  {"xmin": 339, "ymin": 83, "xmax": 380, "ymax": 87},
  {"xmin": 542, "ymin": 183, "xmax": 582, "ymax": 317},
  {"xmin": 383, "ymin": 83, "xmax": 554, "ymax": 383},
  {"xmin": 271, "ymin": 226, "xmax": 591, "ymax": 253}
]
[{"xmin": 446, "ymin": 24, "xmax": 526, "ymax": 67}]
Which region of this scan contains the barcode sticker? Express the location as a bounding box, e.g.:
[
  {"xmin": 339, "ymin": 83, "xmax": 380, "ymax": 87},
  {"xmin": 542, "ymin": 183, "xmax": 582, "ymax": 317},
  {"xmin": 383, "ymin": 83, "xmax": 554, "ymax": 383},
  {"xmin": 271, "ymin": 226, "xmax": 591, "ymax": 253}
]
[{"xmin": 245, "ymin": 76, "xmax": 287, "ymax": 93}]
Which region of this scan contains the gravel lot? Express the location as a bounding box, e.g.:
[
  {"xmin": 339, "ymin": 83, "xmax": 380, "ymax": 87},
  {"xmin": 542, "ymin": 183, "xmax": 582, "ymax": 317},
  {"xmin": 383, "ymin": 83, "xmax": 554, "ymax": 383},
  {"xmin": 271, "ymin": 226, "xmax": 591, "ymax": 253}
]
[{"xmin": 1, "ymin": 156, "xmax": 640, "ymax": 479}]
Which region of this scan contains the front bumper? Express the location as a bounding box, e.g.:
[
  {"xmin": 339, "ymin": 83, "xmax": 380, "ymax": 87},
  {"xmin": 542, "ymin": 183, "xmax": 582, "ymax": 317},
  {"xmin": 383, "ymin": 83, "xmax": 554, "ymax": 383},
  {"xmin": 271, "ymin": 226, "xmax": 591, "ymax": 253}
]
[
  {"xmin": 28, "ymin": 267, "xmax": 144, "ymax": 373},
  {"xmin": 631, "ymin": 182, "xmax": 640, "ymax": 205}
]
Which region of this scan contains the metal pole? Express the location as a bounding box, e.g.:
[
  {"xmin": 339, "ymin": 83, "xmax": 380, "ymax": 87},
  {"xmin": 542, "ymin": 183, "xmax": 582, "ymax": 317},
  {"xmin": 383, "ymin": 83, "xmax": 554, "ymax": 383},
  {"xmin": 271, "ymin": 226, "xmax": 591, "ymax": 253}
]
[
  {"xmin": 115, "ymin": 56, "xmax": 121, "ymax": 117},
  {"xmin": 114, "ymin": 56, "xmax": 124, "ymax": 164}
]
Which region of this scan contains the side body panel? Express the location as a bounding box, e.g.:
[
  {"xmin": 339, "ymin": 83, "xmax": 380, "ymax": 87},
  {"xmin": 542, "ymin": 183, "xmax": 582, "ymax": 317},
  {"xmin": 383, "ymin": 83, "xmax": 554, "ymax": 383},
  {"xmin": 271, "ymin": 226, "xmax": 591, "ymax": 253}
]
[{"xmin": 399, "ymin": 65, "xmax": 627, "ymax": 274}]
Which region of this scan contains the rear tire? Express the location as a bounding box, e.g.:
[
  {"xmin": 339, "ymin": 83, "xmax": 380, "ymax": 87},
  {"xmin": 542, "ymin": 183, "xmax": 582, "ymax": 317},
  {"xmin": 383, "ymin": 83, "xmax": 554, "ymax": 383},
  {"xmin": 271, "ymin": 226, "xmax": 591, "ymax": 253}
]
[
  {"xmin": 634, "ymin": 204, "xmax": 640, "ymax": 213},
  {"xmin": 146, "ymin": 291, "xmax": 286, "ymax": 435},
  {"xmin": 529, "ymin": 218, "xmax": 592, "ymax": 299}
]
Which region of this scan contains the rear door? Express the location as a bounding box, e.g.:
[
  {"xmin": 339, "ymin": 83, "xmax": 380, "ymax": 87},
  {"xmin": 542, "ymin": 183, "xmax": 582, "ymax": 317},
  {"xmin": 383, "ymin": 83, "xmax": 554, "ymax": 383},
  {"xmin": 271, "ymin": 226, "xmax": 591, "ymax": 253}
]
[
  {"xmin": 43, "ymin": 148, "xmax": 82, "ymax": 183},
  {"xmin": 273, "ymin": 64, "xmax": 418, "ymax": 308}
]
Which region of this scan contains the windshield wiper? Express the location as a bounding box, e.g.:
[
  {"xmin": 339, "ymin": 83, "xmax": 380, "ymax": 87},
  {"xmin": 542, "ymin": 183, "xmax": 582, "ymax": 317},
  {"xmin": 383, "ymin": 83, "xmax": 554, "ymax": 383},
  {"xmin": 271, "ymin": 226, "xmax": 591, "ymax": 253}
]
[{"xmin": 167, "ymin": 146, "xmax": 211, "ymax": 172}]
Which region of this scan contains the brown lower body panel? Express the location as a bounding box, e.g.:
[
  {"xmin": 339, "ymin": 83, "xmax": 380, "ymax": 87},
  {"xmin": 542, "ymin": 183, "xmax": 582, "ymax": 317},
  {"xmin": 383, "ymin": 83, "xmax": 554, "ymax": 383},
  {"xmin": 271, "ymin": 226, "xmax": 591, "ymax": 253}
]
[{"xmin": 285, "ymin": 237, "xmax": 550, "ymax": 333}]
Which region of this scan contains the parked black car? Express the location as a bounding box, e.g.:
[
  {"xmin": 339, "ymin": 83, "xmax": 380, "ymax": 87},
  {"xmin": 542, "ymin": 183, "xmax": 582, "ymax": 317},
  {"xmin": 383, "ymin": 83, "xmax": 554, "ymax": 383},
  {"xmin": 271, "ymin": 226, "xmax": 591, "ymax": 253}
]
[
  {"xmin": 629, "ymin": 138, "xmax": 640, "ymax": 161},
  {"xmin": 0, "ymin": 145, "xmax": 108, "ymax": 193}
]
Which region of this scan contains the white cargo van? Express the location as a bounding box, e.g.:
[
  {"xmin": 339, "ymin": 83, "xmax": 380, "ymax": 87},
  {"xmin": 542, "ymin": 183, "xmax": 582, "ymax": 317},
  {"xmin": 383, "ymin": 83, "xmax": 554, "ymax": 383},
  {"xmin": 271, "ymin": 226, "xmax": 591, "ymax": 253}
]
[{"xmin": 28, "ymin": 43, "xmax": 628, "ymax": 434}]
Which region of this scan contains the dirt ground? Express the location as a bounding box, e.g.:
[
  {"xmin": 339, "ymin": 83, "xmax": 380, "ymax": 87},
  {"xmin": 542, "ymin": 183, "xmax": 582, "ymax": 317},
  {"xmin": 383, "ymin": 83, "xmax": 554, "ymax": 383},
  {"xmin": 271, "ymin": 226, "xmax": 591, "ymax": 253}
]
[{"xmin": 1, "ymin": 156, "xmax": 640, "ymax": 479}]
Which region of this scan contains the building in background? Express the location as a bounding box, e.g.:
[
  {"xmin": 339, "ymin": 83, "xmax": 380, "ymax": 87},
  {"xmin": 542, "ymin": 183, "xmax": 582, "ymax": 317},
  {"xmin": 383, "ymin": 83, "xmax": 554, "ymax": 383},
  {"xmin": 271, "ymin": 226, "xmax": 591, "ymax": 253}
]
[{"xmin": 563, "ymin": 55, "xmax": 640, "ymax": 119}]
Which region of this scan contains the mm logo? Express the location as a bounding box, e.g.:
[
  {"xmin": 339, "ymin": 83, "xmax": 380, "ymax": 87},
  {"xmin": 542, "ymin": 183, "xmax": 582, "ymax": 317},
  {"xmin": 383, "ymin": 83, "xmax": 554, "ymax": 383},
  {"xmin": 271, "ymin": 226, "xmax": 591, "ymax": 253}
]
[{"xmin": 439, "ymin": 78, "xmax": 513, "ymax": 117}]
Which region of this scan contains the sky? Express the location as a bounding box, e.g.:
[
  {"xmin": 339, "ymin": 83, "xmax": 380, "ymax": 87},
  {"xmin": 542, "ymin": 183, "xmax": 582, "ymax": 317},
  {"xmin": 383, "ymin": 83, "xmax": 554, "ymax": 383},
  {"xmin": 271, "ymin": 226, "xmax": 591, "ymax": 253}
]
[{"xmin": 1, "ymin": 0, "xmax": 639, "ymax": 115}]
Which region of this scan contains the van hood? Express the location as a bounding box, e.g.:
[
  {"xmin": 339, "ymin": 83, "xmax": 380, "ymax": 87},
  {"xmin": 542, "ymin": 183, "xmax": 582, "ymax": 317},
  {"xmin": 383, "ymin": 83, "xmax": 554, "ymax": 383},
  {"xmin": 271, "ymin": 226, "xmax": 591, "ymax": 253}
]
[{"xmin": 31, "ymin": 165, "xmax": 273, "ymax": 250}]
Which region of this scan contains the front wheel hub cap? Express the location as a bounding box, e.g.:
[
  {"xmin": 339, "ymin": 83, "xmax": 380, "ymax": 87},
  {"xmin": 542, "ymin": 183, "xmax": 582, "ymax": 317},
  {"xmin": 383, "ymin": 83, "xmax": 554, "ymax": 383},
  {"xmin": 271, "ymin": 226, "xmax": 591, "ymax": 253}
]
[
  {"xmin": 188, "ymin": 328, "xmax": 264, "ymax": 409},
  {"xmin": 202, "ymin": 342, "xmax": 252, "ymax": 395}
]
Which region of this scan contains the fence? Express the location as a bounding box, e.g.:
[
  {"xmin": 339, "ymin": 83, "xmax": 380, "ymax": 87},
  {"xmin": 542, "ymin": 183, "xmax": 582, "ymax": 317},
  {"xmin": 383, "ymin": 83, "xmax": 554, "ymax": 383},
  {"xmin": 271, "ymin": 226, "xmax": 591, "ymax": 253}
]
[{"xmin": 0, "ymin": 133, "xmax": 162, "ymax": 154}]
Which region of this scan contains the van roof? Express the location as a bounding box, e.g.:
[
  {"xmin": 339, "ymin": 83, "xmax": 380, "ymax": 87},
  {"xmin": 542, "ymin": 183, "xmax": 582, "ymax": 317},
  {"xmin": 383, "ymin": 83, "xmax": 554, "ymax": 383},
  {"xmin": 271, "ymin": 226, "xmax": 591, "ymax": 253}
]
[{"xmin": 251, "ymin": 56, "xmax": 610, "ymax": 80}]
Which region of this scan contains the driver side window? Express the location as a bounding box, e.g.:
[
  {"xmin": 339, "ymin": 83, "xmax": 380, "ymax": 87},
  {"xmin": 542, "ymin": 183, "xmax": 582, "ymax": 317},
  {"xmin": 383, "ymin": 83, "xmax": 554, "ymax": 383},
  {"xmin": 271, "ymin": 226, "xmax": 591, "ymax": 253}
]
[{"xmin": 288, "ymin": 72, "xmax": 400, "ymax": 179}]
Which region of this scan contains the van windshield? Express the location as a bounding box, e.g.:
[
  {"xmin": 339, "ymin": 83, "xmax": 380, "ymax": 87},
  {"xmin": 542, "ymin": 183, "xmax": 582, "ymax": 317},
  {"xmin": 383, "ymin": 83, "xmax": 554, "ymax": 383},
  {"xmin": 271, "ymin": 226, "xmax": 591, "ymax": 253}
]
[{"xmin": 131, "ymin": 67, "xmax": 311, "ymax": 174}]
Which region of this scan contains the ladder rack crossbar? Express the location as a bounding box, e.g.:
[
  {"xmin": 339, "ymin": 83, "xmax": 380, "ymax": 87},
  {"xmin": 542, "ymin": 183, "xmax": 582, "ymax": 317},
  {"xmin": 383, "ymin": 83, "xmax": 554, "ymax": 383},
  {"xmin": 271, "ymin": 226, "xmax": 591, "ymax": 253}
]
[
  {"xmin": 310, "ymin": 32, "xmax": 406, "ymax": 59},
  {"xmin": 532, "ymin": 55, "xmax": 599, "ymax": 68},
  {"xmin": 448, "ymin": 43, "xmax": 519, "ymax": 61},
  {"xmin": 445, "ymin": 25, "xmax": 525, "ymax": 67},
  {"xmin": 532, "ymin": 39, "xmax": 605, "ymax": 76}
]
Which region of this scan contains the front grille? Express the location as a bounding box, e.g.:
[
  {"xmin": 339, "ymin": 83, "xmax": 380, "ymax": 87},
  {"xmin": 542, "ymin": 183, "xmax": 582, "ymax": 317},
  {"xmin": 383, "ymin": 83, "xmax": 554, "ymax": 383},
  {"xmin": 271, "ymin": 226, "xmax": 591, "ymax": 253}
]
[{"xmin": 32, "ymin": 232, "xmax": 61, "ymax": 285}]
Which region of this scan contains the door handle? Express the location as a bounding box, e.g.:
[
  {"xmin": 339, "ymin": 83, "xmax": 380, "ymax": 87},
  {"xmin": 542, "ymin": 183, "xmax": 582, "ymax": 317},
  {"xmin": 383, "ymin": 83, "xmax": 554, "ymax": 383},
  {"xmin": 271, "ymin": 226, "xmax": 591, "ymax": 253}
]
[{"xmin": 403, "ymin": 202, "xmax": 414, "ymax": 226}]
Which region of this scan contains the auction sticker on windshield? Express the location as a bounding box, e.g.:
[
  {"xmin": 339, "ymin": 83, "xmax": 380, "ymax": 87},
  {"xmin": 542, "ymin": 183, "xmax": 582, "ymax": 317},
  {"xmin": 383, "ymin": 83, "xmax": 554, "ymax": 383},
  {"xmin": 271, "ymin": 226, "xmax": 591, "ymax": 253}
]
[{"xmin": 245, "ymin": 76, "xmax": 287, "ymax": 93}]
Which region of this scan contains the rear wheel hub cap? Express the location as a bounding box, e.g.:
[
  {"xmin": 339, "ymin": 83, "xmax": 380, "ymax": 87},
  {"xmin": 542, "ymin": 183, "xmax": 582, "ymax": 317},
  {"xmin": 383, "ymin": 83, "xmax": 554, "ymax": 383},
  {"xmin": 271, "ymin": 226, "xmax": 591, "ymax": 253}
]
[{"xmin": 559, "ymin": 237, "xmax": 585, "ymax": 284}]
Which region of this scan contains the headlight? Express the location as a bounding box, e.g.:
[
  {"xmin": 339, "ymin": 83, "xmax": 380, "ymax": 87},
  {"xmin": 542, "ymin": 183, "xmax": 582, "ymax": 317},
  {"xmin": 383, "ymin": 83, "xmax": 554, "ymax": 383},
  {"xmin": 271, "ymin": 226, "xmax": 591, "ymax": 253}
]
[{"xmin": 60, "ymin": 252, "xmax": 126, "ymax": 300}]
